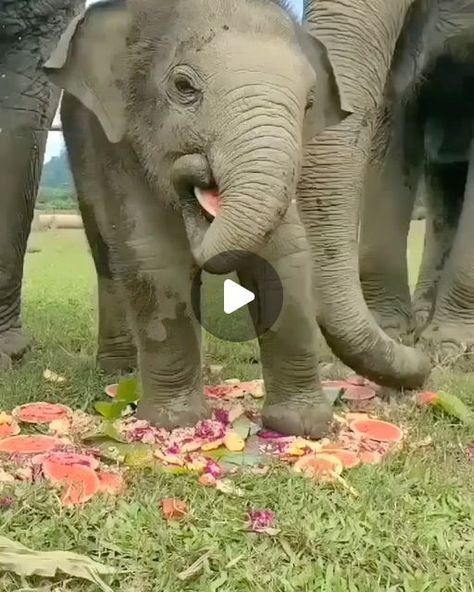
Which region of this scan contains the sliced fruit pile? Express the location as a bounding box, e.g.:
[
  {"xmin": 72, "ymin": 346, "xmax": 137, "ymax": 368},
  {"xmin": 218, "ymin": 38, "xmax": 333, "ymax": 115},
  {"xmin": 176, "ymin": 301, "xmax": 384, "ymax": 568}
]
[
  {"xmin": 0, "ymin": 377, "xmax": 405, "ymax": 506},
  {"xmin": 322, "ymin": 374, "xmax": 379, "ymax": 402},
  {"xmin": 0, "ymin": 404, "xmax": 123, "ymax": 506}
]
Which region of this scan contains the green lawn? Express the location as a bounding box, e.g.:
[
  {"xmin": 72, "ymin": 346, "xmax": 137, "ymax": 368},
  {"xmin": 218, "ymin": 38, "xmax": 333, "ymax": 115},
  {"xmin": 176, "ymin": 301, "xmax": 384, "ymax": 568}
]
[{"xmin": 0, "ymin": 225, "xmax": 473, "ymax": 592}]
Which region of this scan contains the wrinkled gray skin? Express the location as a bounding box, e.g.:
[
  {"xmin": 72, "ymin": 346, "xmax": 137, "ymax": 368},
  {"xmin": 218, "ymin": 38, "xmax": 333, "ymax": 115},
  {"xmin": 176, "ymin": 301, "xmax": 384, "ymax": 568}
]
[
  {"xmin": 44, "ymin": 0, "xmax": 352, "ymax": 437},
  {"xmin": 354, "ymin": 0, "xmax": 474, "ymax": 361},
  {"xmin": 298, "ymin": 0, "xmax": 432, "ymax": 388},
  {"xmin": 0, "ymin": 0, "xmax": 84, "ymax": 370}
]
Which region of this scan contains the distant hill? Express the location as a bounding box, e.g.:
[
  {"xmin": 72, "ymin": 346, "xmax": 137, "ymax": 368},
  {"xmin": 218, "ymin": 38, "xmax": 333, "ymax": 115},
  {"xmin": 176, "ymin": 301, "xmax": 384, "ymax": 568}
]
[
  {"xmin": 39, "ymin": 149, "xmax": 76, "ymax": 210},
  {"xmin": 40, "ymin": 148, "xmax": 73, "ymax": 189}
]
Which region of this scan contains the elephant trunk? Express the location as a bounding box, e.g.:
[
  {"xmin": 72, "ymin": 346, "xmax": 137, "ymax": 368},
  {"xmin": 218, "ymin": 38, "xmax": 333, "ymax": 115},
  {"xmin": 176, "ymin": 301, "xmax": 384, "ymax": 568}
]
[
  {"xmin": 299, "ymin": 113, "xmax": 430, "ymax": 389},
  {"xmin": 192, "ymin": 93, "xmax": 301, "ymax": 274}
]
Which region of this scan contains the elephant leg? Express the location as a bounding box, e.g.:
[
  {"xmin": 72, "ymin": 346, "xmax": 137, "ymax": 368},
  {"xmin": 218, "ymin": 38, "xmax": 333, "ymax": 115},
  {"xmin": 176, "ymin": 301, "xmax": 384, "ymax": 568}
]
[
  {"xmin": 0, "ymin": 66, "xmax": 59, "ymax": 368},
  {"xmin": 0, "ymin": 2, "xmax": 83, "ymax": 369},
  {"xmin": 78, "ymin": 200, "xmax": 136, "ymax": 374},
  {"xmin": 420, "ymin": 143, "xmax": 474, "ymax": 362},
  {"xmin": 412, "ymin": 162, "xmax": 465, "ymax": 333},
  {"xmin": 237, "ymin": 205, "xmax": 331, "ymax": 438},
  {"xmin": 110, "ymin": 204, "xmax": 209, "ymax": 430},
  {"xmin": 359, "ymin": 108, "xmax": 422, "ymax": 339},
  {"xmin": 0, "ymin": 131, "xmax": 39, "ymax": 366}
]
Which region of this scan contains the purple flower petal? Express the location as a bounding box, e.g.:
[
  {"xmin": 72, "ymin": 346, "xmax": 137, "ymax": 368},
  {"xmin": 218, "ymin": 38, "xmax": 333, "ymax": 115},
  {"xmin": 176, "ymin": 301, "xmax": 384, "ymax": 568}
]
[
  {"xmin": 257, "ymin": 430, "xmax": 287, "ymax": 440},
  {"xmin": 0, "ymin": 496, "xmax": 14, "ymax": 510},
  {"xmin": 213, "ymin": 408, "xmax": 230, "ymax": 425},
  {"xmin": 205, "ymin": 459, "xmax": 222, "ymax": 478},
  {"xmin": 248, "ymin": 509, "xmax": 276, "ymax": 533}
]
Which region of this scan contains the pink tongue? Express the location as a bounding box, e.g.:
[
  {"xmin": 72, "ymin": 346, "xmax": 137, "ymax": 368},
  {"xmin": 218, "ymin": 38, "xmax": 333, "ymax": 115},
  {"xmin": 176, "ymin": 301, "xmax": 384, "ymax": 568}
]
[{"xmin": 200, "ymin": 189, "xmax": 221, "ymax": 217}]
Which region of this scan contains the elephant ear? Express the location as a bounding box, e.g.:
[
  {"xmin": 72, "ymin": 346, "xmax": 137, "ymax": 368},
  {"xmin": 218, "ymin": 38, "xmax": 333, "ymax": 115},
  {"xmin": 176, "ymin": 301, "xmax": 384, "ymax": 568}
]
[
  {"xmin": 298, "ymin": 29, "xmax": 350, "ymax": 140},
  {"xmin": 43, "ymin": 1, "xmax": 131, "ymax": 143}
]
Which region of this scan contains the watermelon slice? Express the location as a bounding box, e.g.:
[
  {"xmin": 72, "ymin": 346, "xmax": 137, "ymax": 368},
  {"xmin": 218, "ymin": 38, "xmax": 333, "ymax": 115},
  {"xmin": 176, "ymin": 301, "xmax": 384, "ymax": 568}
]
[
  {"xmin": 320, "ymin": 448, "xmax": 360, "ymax": 468},
  {"xmin": 294, "ymin": 453, "xmax": 343, "ymax": 480},
  {"xmin": 33, "ymin": 451, "xmax": 99, "ymax": 470},
  {"xmin": 97, "ymin": 471, "xmax": 125, "ymax": 495},
  {"xmin": 342, "ymin": 386, "xmax": 376, "ymax": 402},
  {"xmin": 321, "ymin": 380, "xmax": 348, "ymax": 389},
  {"xmin": 0, "ymin": 421, "xmax": 20, "ymax": 440},
  {"xmin": 42, "ymin": 460, "xmax": 100, "ymax": 506},
  {"xmin": 13, "ymin": 402, "xmax": 71, "ymax": 424},
  {"xmin": 0, "ymin": 435, "xmax": 61, "ymax": 454},
  {"xmin": 350, "ymin": 419, "xmax": 403, "ymax": 443},
  {"xmin": 359, "ymin": 450, "xmax": 383, "ymax": 464},
  {"xmin": 346, "ymin": 375, "xmax": 367, "ymax": 387},
  {"xmin": 416, "ymin": 391, "xmax": 438, "ymax": 405},
  {"xmin": 105, "ymin": 384, "xmax": 118, "ymax": 398}
]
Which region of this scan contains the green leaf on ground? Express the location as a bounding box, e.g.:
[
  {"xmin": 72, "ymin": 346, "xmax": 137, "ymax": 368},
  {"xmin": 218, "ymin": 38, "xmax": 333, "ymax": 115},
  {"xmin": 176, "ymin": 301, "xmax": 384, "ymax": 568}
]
[
  {"xmin": 434, "ymin": 391, "xmax": 474, "ymax": 425},
  {"xmin": 0, "ymin": 536, "xmax": 115, "ymax": 592},
  {"xmin": 94, "ymin": 401, "xmax": 128, "ymax": 421},
  {"xmin": 322, "ymin": 387, "xmax": 343, "ymax": 406},
  {"xmin": 115, "ymin": 377, "xmax": 140, "ymax": 404},
  {"xmin": 232, "ymin": 418, "xmax": 254, "ymax": 440},
  {"xmin": 218, "ymin": 452, "xmax": 264, "ymax": 467},
  {"xmin": 82, "ymin": 421, "xmax": 125, "ymax": 443},
  {"xmin": 123, "ymin": 445, "xmax": 155, "ymax": 467},
  {"xmin": 93, "ymin": 440, "xmax": 152, "ymax": 465}
]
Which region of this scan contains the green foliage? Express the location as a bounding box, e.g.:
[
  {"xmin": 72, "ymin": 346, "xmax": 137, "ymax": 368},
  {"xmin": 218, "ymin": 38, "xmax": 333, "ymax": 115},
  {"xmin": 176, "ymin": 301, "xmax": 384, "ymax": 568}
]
[
  {"xmin": 433, "ymin": 391, "xmax": 474, "ymax": 425},
  {"xmin": 0, "ymin": 536, "xmax": 114, "ymax": 592},
  {"xmin": 40, "ymin": 148, "xmax": 73, "ymax": 189},
  {"xmin": 37, "ymin": 186, "xmax": 76, "ymax": 211},
  {"xmin": 38, "ymin": 148, "xmax": 76, "ymax": 210},
  {"xmin": 94, "ymin": 377, "xmax": 140, "ymax": 420}
]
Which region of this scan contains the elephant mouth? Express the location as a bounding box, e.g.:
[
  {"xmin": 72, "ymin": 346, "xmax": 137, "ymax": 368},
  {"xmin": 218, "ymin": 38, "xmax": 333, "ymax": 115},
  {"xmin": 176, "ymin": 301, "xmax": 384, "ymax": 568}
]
[{"xmin": 193, "ymin": 187, "xmax": 220, "ymax": 220}]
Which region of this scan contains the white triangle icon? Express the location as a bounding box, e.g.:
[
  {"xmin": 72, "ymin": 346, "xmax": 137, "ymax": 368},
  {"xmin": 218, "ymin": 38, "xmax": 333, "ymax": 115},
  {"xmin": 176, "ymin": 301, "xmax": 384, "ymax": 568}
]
[{"xmin": 223, "ymin": 279, "xmax": 255, "ymax": 314}]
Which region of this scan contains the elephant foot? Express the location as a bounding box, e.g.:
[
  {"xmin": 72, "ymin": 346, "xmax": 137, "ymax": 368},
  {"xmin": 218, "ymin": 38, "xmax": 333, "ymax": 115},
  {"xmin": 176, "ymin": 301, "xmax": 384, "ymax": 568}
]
[
  {"xmin": 0, "ymin": 352, "xmax": 12, "ymax": 371},
  {"xmin": 262, "ymin": 392, "xmax": 333, "ymax": 439},
  {"xmin": 413, "ymin": 307, "xmax": 432, "ymax": 336},
  {"xmin": 136, "ymin": 392, "xmax": 211, "ymax": 431},
  {"xmin": 412, "ymin": 299, "xmax": 434, "ymax": 336},
  {"xmin": 97, "ymin": 353, "xmax": 137, "ymax": 374},
  {"xmin": 419, "ymin": 322, "xmax": 474, "ymax": 368},
  {"xmin": 0, "ymin": 327, "xmax": 30, "ymax": 362},
  {"xmin": 97, "ymin": 339, "xmax": 137, "ymax": 374},
  {"xmin": 369, "ymin": 310, "xmax": 413, "ymax": 342}
]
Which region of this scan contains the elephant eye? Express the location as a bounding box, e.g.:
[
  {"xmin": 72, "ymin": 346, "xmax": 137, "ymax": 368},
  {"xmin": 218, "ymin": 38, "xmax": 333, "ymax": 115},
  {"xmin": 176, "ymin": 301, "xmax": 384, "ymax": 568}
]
[
  {"xmin": 175, "ymin": 75, "xmax": 195, "ymax": 95},
  {"xmin": 170, "ymin": 70, "xmax": 202, "ymax": 106},
  {"xmin": 305, "ymin": 95, "xmax": 315, "ymax": 113}
]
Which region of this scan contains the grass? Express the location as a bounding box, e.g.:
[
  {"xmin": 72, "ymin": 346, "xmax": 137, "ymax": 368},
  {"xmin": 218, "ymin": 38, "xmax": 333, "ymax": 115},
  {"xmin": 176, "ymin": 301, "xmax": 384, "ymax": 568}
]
[{"xmin": 1, "ymin": 225, "xmax": 473, "ymax": 592}]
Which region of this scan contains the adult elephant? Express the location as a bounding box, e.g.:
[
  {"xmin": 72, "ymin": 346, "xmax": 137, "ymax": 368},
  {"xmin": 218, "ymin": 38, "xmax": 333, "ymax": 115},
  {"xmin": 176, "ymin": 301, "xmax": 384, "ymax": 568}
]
[
  {"xmin": 43, "ymin": 0, "xmax": 431, "ymax": 437},
  {"xmin": 330, "ymin": 0, "xmax": 474, "ymax": 359},
  {"xmin": 0, "ymin": 0, "xmax": 84, "ymax": 370},
  {"xmin": 298, "ymin": 0, "xmax": 432, "ymax": 386},
  {"xmin": 412, "ymin": 59, "xmax": 474, "ymax": 354}
]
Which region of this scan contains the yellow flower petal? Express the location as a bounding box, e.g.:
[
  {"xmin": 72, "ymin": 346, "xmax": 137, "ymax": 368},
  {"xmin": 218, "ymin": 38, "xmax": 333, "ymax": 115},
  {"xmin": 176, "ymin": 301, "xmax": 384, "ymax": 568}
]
[
  {"xmin": 201, "ymin": 438, "xmax": 224, "ymax": 451},
  {"xmin": 154, "ymin": 450, "xmax": 185, "ymax": 466},
  {"xmin": 43, "ymin": 369, "xmax": 66, "ymax": 383},
  {"xmin": 224, "ymin": 431, "xmax": 245, "ymax": 452},
  {"xmin": 0, "ymin": 412, "xmax": 13, "ymax": 425}
]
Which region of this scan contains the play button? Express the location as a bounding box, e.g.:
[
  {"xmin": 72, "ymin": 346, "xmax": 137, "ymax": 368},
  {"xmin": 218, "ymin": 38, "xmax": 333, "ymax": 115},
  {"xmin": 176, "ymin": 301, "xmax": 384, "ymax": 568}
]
[
  {"xmin": 191, "ymin": 250, "xmax": 283, "ymax": 342},
  {"xmin": 224, "ymin": 279, "xmax": 255, "ymax": 314}
]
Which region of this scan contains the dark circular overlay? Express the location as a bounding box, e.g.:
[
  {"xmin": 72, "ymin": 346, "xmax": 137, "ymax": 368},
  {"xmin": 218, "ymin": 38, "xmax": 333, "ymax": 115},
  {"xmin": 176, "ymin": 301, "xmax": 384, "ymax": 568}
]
[{"xmin": 191, "ymin": 250, "xmax": 284, "ymax": 343}]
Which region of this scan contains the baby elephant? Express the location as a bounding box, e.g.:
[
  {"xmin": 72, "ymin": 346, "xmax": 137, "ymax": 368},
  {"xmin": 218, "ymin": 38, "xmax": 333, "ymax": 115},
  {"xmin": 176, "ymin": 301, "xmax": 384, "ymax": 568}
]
[{"xmin": 44, "ymin": 0, "xmax": 346, "ymax": 438}]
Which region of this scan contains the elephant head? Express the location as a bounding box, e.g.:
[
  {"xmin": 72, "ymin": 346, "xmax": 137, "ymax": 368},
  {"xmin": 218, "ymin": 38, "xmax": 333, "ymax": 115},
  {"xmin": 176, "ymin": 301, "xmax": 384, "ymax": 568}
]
[{"xmin": 43, "ymin": 0, "xmax": 347, "ymax": 274}]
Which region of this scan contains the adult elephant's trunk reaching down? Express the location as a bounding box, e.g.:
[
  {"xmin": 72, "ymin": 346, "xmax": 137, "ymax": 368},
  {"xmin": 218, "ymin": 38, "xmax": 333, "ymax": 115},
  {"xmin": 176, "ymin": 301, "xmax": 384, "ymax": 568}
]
[
  {"xmin": 300, "ymin": 0, "xmax": 431, "ymax": 388},
  {"xmin": 300, "ymin": 114, "xmax": 430, "ymax": 388}
]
